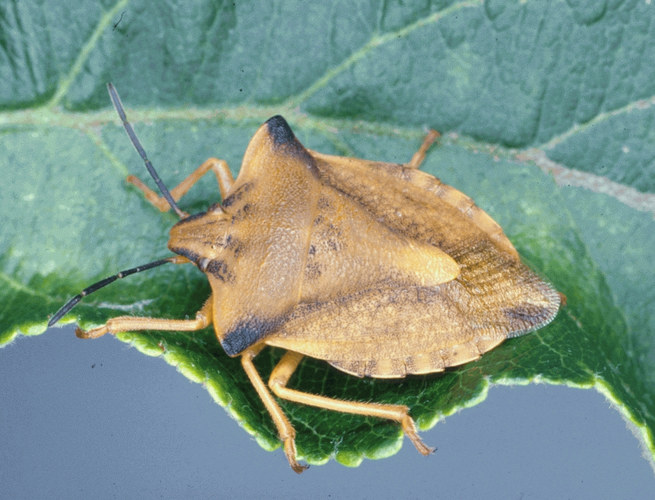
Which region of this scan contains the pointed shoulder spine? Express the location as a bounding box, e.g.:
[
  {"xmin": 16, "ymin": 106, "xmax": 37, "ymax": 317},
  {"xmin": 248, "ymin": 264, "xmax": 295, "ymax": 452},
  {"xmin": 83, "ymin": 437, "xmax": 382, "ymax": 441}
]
[
  {"xmin": 264, "ymin": 115, "xmax": 319, "ymax": 176},
  {"xmin": 266, "ymin": 115, "xmax": 296, "ymax": 146}
]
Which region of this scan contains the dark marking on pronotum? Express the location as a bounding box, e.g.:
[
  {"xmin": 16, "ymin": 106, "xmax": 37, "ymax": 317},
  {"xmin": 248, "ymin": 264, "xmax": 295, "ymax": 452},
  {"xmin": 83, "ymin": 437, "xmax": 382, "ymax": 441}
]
[
  {"xmin": 317, "ymin": 197, "xmax": 331, "ymax": 210},
  {"xmin": 224, "ymin": 235, "xmax": 244, "ymax": 257},
  {"xmin": 222, "ymin": 182, "xmax": 253, "ymax": 208},
  {"xmin": 230, "ymin": 203, "xmax": 253, "ymax": 224},
  {"xmin": 265, "ymin": 116, "xmax": 318, "ymax": 174},
  {"xmin": 206, "ymin": 259, "xmax": 234, "ymax": 282},
  {"xmin": 222, "ymin": 317, "xmax": 280, "ymax": 356},
  {"xmin": 266, "ymin": 115, "xmax": 297, "ymax": 146},
  {"xmin": 327, "ymin": 239, "xmax": 339, "ymax": 252},
  {"xmin": 305, "ymin": 262, "xmax": 321, "ymax": 280}
]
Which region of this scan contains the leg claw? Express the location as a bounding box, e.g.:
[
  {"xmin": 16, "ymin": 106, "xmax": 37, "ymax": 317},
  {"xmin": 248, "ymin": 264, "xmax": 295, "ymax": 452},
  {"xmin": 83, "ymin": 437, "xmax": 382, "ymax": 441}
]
[
  {"xmin": 283, "ymin": 438, "xmax": 309, "ymax": 473},
  {"xmin": 75, "ymin": 326, "xmax": 108, "ymax": 339}
]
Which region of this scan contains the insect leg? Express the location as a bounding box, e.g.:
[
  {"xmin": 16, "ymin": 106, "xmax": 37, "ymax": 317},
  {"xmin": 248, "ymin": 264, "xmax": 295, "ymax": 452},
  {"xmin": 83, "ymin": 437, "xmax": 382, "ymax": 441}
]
[
  {"xmin": 268, "ymin": 351, "xmax": 434, "ymax": 456},
  {"xmin": 76, "ymin": 296, "xmax": 213, "ymax": 339},
  {"xmin": 127, "ymin": 158, "xmax": 234, "ymax": 212},
  {"xmin": 404, "ymin": 130, "xmax": 440, "ymax": 169},
  {"xmin": 240, "ymin": 347, "xmax": 308, "ymax": 473}
]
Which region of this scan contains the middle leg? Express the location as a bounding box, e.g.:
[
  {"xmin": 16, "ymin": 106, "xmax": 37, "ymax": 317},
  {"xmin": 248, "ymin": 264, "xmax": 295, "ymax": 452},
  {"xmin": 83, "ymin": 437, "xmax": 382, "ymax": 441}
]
[{"xmin": 240, "ymin": 346, "xmax": 308, "ymax": 473}]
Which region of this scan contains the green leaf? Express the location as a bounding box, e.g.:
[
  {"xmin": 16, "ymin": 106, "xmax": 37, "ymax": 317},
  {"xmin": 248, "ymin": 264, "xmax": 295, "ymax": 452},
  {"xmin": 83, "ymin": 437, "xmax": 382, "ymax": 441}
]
[{"xmin": 2, "ymin": 0, "xmax": 654, "ymax": 469}]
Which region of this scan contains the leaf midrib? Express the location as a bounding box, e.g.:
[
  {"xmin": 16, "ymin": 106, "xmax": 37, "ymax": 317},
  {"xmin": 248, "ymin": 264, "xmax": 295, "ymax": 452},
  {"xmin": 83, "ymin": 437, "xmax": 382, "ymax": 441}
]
[{"xmin": 2, "ymin": 98, "xmax": 653, "ymax": 220}]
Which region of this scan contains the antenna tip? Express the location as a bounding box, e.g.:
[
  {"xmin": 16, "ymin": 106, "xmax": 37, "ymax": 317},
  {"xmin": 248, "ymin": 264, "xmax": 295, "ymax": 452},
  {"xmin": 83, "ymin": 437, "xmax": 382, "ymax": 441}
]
[{"xmin": 47, "ymin": 313, "xmax": 62, "ymax": 328}]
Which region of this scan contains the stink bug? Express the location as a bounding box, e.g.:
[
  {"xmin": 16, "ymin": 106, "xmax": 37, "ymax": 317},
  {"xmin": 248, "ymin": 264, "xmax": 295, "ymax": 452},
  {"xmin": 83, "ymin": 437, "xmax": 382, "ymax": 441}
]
[{"xmin": 49, "ymin": 83, "xmax": 561, "ymax": 472}]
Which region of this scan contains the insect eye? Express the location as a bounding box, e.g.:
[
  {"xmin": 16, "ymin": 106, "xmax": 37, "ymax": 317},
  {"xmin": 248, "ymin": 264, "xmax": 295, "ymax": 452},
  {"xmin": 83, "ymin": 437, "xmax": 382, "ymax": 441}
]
[{"xmin": 198, "ymin": 258, "xmax": 210, "ymax": 272}]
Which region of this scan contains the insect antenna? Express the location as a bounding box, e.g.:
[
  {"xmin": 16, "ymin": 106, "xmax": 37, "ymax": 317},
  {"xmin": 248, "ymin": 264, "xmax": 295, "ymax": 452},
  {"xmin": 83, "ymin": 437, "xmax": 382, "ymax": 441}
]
[
  {"xmin": 106, "ymin": 82, "xmax": 186, "ymax": 218},
  {"xmin": 48, "ymin": 257, "xmax": 178, "ymax": 327}
]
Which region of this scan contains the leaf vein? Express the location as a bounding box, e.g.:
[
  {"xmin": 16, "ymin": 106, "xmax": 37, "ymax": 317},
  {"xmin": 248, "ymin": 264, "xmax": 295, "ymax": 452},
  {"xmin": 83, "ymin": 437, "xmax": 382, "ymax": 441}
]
[
  {"xmin": 517, "ymin": 148, "xmax": 655, "ymax": 216},
  {"xmin": 46, "ymin": 0, "xmax": 131, "ymax": 109},
  {"xmin": 0, "ymin": 272, "xmax": 51, "ymax": 301},
  {"xmin": 537, "ymin": 93, "xmax": 655, "ymax": 151},
  {"xmin": 283, "ymin": 0, "xmax": 484, "ymax": 109}
]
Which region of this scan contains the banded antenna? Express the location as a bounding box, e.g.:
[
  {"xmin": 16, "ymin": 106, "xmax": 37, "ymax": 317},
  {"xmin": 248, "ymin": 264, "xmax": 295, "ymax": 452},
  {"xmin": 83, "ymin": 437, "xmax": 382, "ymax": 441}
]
[
  {"xmin": 49, "ymin": 83, "xmax": 189, "ymax": 327},
  {"xmin": 48, "ymin": 258, "xmax": 180, "ymax": 327}
]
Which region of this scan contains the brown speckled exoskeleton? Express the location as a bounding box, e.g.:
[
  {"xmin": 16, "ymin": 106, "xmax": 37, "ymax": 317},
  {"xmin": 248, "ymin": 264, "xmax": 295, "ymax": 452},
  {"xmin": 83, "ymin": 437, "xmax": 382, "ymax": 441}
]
[{"xmin": 49, "ymin": 84, "xmax": 560, "ymax": 473}]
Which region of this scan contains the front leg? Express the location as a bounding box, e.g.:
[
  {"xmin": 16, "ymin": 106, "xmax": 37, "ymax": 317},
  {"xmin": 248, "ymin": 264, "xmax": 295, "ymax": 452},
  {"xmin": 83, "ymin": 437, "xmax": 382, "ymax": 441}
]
[
  {"xmin": 76, "ymin": 296, "xmax": 213, "ymax": 339},
  {"xmin": 240, "ymin": 346, "xmax": 308, "ymax": 473},
  {"xmin": 127, "ymin": 158, "xmax": 235, "ymax": 213}
]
